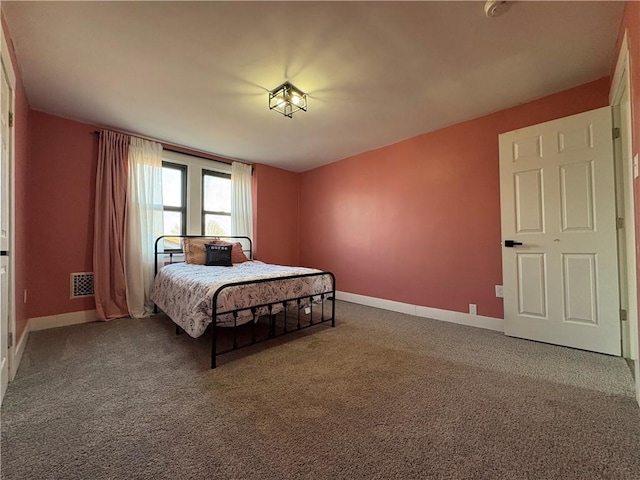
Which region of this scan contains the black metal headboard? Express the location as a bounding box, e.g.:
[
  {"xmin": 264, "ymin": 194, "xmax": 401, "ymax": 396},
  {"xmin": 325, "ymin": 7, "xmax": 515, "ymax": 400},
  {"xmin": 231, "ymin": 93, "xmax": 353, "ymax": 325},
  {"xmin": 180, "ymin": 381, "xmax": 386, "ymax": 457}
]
[{"xmin": 154, "ymin": 235, "xmax": 253, "ymax": 276}]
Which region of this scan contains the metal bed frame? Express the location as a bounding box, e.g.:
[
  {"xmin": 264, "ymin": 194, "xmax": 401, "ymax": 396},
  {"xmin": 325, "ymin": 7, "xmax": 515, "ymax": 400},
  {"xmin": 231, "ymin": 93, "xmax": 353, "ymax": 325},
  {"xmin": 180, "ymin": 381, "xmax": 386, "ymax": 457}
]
[{"xmin": 153, "ymin": 235, "xmax": 336, "ymax": 368}]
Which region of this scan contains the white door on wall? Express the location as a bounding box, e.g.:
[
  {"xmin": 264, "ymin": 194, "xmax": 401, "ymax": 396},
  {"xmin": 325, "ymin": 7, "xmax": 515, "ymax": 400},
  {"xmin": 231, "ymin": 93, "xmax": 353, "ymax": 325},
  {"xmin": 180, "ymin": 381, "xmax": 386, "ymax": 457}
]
[
  {"xmin": 499, "ymin": 106, "xmax": 621, "ymax": 356},
  {"xmin": 0, "ymin": 58, "xmax": 11, "ymax": 402}
]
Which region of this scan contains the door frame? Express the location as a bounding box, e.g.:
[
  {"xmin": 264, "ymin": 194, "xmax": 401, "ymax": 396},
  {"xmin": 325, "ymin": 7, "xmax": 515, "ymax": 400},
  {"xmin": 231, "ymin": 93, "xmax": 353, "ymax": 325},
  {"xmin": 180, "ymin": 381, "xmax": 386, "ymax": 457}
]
[
  {"xmin": 1, "ymin": 21, "xmax": 17, "ymax": 382},
  {"xmin": 609, "ymin": 29, "xmax": 640, "ymax": 403}
]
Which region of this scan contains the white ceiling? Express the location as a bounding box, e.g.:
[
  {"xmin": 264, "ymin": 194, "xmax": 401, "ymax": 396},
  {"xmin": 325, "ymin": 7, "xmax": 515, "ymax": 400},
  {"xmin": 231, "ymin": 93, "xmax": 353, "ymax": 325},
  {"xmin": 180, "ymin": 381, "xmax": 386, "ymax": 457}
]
[{"xmin": 2, "ymin": 1, "xmax": 625, "ymax": 172}]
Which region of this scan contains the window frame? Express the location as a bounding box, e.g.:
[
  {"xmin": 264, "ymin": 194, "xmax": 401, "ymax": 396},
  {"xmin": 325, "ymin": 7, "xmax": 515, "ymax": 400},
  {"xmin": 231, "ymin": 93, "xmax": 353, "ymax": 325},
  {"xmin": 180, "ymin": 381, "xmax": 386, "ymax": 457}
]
[
  {"xmin": 160, "ymin": 150, "xmax": 232, "ymax": 236},
  {"xmin": 162, "ymin": 161, "xmax": 188, "ymax": 248},
  {"xmin": 201, "ymin": 169, "xmax": 232, "ymax": 236}
]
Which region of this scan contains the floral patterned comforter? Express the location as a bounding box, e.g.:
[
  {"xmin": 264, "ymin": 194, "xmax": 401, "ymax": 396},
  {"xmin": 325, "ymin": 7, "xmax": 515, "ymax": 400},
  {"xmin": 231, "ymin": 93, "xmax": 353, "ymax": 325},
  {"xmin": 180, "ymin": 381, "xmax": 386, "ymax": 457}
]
[{"xmin": 150, "ymin": 261, "xmax": 334, "ymax": 338}]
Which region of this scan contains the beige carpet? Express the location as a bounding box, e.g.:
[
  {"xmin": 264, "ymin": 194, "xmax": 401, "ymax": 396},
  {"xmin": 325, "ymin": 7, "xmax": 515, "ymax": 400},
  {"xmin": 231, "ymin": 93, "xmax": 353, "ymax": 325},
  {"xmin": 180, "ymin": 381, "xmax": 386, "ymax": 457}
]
[{"xmin": 1, "ymin": 300, "xmax": 639, "ymax": 479}]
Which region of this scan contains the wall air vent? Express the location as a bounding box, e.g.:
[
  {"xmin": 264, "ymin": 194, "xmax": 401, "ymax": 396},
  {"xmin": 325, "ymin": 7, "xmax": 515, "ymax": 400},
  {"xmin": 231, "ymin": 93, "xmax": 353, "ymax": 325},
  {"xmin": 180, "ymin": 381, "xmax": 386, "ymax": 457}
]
[{"xmin": 70, "ymin": 272, "xmax": 94, "ymax": 299}]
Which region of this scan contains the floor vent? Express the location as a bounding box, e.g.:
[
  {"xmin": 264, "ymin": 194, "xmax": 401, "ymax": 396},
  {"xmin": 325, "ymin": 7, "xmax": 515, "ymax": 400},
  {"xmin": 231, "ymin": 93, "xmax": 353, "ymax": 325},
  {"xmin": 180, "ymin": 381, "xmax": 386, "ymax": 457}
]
[{"xmin": 70, "ymin": 272, "xmax": 94, "ymax": 299}]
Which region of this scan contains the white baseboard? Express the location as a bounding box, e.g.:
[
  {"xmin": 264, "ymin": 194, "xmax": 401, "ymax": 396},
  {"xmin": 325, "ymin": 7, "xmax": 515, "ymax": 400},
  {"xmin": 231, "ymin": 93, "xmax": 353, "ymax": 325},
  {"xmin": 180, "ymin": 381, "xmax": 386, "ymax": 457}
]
[
  {"xmin": 10, "ymin": 326, "xmax": 29, "ymax": 380},
  {"xmin": 29, "ymin": 309, "xmax": 98, "ymax": 332},
  {"xmin": 335, "ymin": 291, "xmax": 504, "ymax": 332}
]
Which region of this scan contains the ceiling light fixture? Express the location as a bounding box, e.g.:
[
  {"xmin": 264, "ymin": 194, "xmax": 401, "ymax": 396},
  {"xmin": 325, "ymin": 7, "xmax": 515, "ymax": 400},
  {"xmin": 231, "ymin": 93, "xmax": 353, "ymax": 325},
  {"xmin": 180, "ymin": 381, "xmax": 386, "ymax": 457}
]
[
  {"xmin": 269, "ymin": 81, "xmax": 307, "ymax": 118},
  {"xmin": 484, "ymin": 0, "xmax": 512, "ymax": 18}
]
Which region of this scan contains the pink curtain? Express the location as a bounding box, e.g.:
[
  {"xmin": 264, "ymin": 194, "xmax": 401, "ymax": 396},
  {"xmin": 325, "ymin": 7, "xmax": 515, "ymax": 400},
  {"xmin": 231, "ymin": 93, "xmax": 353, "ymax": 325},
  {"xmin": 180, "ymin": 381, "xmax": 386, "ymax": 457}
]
[{"xmin": 93, "ymin": 130, "xmax": 130, "ymax": 320}]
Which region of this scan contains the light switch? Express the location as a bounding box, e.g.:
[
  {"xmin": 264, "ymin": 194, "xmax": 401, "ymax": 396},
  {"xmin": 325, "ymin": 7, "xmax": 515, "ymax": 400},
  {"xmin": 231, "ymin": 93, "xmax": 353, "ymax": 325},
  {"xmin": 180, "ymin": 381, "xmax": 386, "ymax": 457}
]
[{"xmin": 634, "ymin": 154, "xmax": 639, "ymax": 179}]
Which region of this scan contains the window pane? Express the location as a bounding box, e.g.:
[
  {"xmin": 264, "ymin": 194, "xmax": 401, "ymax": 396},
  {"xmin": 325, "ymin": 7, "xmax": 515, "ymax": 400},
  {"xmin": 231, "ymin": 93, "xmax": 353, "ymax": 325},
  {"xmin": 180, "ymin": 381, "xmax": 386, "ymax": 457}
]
[
  {"xmin": 163, "ymin": 211, "xmax": 182, "ymax": 235},
  {"xmin": 162, "ymin": 236, "xmax": 181, "ymax": 252},
  {"xmin": 204, "ymin": 214, "xmax": 231, "ymax": 236},
  {"xmin": 203, "ymin": 174, "xmax": 231, "ymax": 212},
  {"xmin": 162, "ymin": 211, "xmax": 183, "ymax": 250},
  {"xmin": 163, "ymin": 167, "xmax": 183, "ymax": 208}
]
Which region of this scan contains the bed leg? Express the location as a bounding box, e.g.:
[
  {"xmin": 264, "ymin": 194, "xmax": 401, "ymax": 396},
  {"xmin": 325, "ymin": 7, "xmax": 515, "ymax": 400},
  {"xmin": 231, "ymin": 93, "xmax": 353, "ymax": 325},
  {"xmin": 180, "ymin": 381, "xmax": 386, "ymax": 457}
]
[
  {"xmin": 232, "ymin": 312, "xmax": 238, "ymax": 350},
  {"xmin": 331, "ymin": 294, "xmax": 336, "ymax": 328},
  {"xmin": 268, "ymin": 305, "xmax": 274, "ymax": 337},
  {"xmin": 328, "ymin": 273, "xmax": 336, "ymax": 328},
  {"xmin": 211, "ymin": 323, "xmax": 217, "ymax": 369},
  {"xmin": 251, "ymin": 308, "xmax": 256, "ymax": 344},
  {"xmin": 283, "ymin": 302, "xmax": 288, "ymax": 333}
]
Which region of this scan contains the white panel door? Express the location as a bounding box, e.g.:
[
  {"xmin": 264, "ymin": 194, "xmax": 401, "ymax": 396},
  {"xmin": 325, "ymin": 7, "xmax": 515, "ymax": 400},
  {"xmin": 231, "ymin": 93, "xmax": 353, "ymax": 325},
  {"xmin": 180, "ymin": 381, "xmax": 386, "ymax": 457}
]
[
  {"xmin": 0, "ymin": 60, "xmax": 10, "ymax": 401},
  {"xmin": 499, "ymin": 106, "xmax": 620, "ymax": 355}
]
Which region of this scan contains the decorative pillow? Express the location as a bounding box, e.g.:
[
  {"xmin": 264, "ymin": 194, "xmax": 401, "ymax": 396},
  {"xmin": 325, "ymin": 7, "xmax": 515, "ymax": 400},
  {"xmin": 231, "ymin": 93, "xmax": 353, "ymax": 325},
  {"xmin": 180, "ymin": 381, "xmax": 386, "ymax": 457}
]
[
  {"xmin": 208, "ymin": 240, "xmax": 250, "ymax": 264},
  {"xmin": 205, "ymin": 243, "xmax": 233, "ymax": 267},
  {"xmin": 182, "ymin": 238, "xmax": 211, "ymax": 265},
  {"xmin": 231, "ymin": 242, "xmax": 250, "ymax": 264}
]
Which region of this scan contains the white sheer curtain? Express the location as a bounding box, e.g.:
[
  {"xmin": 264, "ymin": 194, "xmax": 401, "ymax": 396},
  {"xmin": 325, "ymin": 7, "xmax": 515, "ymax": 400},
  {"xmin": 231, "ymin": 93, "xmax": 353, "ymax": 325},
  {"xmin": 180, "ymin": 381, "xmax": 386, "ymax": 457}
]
[
  {"xmin": 231, "ymin": 161, "xmax": 253, "ymax": 238},
  {"xmin": 125, "ymin": 137, "xmax": 164, "ymax": 318}
]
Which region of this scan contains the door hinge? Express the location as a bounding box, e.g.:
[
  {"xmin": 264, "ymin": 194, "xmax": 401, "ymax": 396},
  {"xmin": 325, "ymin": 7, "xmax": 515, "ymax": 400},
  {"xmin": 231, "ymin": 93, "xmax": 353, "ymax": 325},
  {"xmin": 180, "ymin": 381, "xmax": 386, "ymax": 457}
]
[
  {"xmin": 7, "ymin": 332, "xmax": 13, "ymax": 348},
  {"xmin": 620, "ymin": 309, "xmax": 628, "ymax": 321},
  {"xmin": 613, "ymin": 127, "xmax": 621, "ymax": 139},
  {"xmin": 617, "ymin": 217, "xmax": 624, "ymax": 229},
  {"xmin": 8, "ymin": 112, "xmax": 13, "ymax": 128}
]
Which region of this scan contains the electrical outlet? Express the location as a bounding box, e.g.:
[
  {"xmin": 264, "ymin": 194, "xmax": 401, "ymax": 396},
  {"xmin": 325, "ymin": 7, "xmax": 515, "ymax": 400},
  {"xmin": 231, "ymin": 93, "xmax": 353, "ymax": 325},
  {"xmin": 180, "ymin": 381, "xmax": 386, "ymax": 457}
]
[
  {"xmin": 304, "ymin": 306, "xmax": 311, "ymax": 315},
  {"xmin": 634, "ymin": 154, "xmax": 639, "ymax": 179},
  {"xmin": 495, "ymin": 285, "xmax": 504, "ymax": 298},
  {"xmin": 469, "ymin": 303, "xmax": 477, "ymax": 315}
]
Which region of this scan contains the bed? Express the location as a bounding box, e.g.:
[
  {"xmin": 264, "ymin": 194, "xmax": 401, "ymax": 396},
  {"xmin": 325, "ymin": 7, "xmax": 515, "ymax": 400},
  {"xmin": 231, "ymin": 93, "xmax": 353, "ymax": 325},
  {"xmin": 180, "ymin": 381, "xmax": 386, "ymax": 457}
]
[{"xmin": 150, "ymin": 235, "xmax": 336, "ymax": 368}]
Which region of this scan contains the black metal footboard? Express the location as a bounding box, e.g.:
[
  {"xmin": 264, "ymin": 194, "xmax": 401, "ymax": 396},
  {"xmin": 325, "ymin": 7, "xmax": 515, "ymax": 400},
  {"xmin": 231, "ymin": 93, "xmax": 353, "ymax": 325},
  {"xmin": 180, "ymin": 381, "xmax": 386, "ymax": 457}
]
[{"xmin": 209, "ymin": 272, "xmax": 336, "ymax": 368}]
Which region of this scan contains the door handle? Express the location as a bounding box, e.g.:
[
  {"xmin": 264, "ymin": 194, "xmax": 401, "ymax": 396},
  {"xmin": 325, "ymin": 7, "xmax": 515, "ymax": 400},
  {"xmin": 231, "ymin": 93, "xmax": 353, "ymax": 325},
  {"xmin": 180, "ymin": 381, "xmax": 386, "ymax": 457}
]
[{"xmin": 503, "ymin": 240, "xmax": 523, "ymax": 248}]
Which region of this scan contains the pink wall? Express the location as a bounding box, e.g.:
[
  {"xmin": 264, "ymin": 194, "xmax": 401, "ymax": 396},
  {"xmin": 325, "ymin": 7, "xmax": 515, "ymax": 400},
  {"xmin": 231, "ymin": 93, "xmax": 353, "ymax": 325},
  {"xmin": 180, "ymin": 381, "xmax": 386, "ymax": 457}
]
[
  {"xmin": 252, "ymin": 163, "xmax": 299, "ymax": 266},
  {"xmin": 299, "ymin": 78, "xmax": 611, "ymax": 319},
  {"xmin": 27, "ymin": 112, "xmax": 98, "ymax": 318},
  {"xmin": 2, "ymin": 12, "xmax": 30, "ymax": 340}
]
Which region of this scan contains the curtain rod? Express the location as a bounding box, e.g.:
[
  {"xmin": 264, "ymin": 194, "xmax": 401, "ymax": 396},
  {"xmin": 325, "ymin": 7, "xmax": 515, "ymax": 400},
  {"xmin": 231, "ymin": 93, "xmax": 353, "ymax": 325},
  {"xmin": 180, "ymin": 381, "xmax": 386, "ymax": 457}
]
[{"xmin": 91, "ymin": 130, "xmax": 245, "ymax": 167}]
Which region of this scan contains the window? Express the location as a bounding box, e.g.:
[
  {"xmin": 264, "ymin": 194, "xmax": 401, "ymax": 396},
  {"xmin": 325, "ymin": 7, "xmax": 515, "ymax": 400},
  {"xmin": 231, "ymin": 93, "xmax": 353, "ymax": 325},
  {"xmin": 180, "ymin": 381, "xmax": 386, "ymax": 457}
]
[
  {"xmin": 160, "ymin": 150, "xmax": 232, "ymax": 238},
  {"xmin": 162, "ymin": 162, "xmax": 187, "ymax": 250},
  {"xmin": 202, "ymin": 170, "xmax": 231, "ymax": 236}
]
